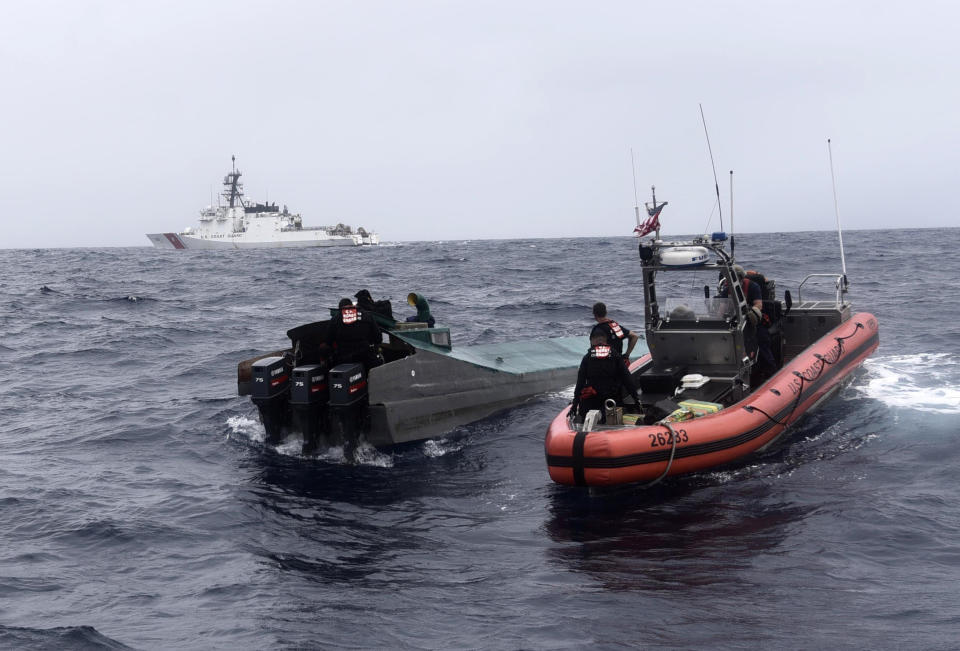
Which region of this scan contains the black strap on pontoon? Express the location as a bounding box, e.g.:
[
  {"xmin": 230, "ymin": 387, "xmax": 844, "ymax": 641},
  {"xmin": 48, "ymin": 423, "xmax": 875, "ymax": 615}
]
[{"xmin": 572, "ymin": 430, "xmax": 590, "ymax": 486}]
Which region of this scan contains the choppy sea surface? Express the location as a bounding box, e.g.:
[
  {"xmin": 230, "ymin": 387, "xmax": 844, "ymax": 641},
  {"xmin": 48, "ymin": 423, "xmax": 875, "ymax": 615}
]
[{"xmin": 2, "ymin": 229, "xmax": 959, "ymax": 650}]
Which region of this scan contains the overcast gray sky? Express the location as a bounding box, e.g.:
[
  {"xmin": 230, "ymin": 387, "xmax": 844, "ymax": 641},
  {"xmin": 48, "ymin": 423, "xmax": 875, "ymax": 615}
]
[{"xmin": 1, "ymin": 1, "xmax": 957, "ymax": 248}]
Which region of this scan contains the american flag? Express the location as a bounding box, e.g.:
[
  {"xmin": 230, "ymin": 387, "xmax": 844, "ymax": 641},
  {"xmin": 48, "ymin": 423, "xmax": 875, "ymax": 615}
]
[{"xmin": 634, "ymin": 205, "xmax": 664, "ymax": 237}]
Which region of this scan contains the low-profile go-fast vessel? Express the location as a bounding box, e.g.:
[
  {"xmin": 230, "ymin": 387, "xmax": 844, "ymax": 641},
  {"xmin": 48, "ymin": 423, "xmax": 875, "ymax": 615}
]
[
  {"xmin": 147, "ymin": 157, "xmax": 379, "ymax": 249},
  {"xmin": 238, "ymin": 305, "xmax": 591, "ymax": 455},
  {"xmin": 544, "ymin": 187, "xmax": 879, "ymax": 488}
]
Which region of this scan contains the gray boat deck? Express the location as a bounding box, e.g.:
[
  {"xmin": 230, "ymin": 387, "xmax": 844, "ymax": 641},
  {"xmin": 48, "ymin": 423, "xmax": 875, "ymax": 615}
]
[{"xmin": 392, "ymin": 333, "xmax": 593, "ymax": 375}]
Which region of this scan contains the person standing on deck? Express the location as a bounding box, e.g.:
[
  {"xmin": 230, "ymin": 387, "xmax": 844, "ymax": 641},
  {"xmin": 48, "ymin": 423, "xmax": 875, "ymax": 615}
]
[
  {"xmin": 590, "ymin": 302, "xmax": 639, "ymax": 364},
  {"xmin": 326, "ymin": 298, "xmax": 382, "ymax": 372},
  {"xmin": 719, "ymin": 265, "xmax": 775, "ymax": 383},
  {"xmin": 571, "ymin": 333, "xmax": 642, "ymax": 423}
]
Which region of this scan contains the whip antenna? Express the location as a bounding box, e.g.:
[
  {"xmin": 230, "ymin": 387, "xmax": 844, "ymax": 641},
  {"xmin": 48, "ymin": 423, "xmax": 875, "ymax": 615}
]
[
  {"xmin": 827, "ymin": 138, "xmax": 849, "ymax": 290},
  {"xmin": 729, "ymin": 169, "xmax": 735, "ymax": 260},
  {"xmin": 699, "ymin": 103, "xmax": 723, "ymax": 231},
  {"xmin": 631, "ymin": 148, "xmax": 641, "ymax": 228}
]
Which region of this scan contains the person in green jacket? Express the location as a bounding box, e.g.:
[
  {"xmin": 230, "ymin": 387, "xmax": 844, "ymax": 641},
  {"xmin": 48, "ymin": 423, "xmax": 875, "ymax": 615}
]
[{"xmin": 405, "ymin": 292, "xmax": 435, "ymax": 327}]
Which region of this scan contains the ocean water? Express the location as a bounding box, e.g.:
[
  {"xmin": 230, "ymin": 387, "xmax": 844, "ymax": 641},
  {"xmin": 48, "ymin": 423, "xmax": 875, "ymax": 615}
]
[{"xmin": 1, "ymin": 229, "xmax": 959, "ymax": 649}]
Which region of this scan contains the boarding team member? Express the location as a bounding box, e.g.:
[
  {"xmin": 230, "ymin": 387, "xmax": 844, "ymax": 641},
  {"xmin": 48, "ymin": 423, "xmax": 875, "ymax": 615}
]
[
  {"xmin": 591, "ymin": 302, "xmax": 639, "ymax": 364},
  {"xmin": 571, "ymin": 333, "xmax": 641, "ymax": 423},
  {"xmin": 326, "ymin": 298, "xmax": 382, "ymax": 372},
  {"xmin": 720, "ymin": 265, "xmax": 775, "ymax": 382}
]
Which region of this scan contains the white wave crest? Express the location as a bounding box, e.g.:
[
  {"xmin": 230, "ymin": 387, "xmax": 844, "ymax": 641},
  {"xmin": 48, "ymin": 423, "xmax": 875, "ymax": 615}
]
[
  {"xmin": 309, "ymin": 441, "xmax": 393, "ymax": 467},
  {"xmin": 226, "ymin": 414, "xmax": 264, "ymax": 442},
  {"xmin": 275, "ymin": 436, "xmax": 305, "ymax": 457},
  {"xmin": 854, "ymin": 353, "xmax": 960, "ymax": 414},
  {"xmin": 422, "ymin": 438, "xmax": 462, "ymax": 458},
  {"xmin": 543, "ymin": 385, "xmax": 576, "ymax": 401},
  {"xmin": 225, "ymin": 415, "xmax": 394, "ymax": 466},
  {"xmin": 351, "ymin": 441, "xmax": 394, "ymax": 467}
]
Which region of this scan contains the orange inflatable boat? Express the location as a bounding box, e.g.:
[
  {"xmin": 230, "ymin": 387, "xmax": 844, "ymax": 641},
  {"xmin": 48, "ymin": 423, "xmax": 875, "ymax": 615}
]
[
  {"xmin": 546, "ymin": 314, "xmax": 878, "ymax": 487},
  {"xmin": 545, "ymin": 190, "xmax": 879, "ymax": 488}
]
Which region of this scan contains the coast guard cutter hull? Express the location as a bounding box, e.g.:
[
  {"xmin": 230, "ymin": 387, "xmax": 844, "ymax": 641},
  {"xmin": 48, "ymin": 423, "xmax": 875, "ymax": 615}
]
[
  {"xmin": 147, "ymin": 156, "xmax": 378, "ymax": 250},
  {"xmin": 147, "ymin": 230, "xmax": 361, "ymax": 250}
]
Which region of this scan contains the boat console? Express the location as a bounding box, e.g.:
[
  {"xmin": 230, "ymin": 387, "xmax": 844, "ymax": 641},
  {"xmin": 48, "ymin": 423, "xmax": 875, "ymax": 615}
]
[
  {"xmin": 635, "ymin": 236, "xmax": 754, "ymax": 404},
  {"xmin": 627, "ymin": 237, "xmax": 854, "ymax": 419}
]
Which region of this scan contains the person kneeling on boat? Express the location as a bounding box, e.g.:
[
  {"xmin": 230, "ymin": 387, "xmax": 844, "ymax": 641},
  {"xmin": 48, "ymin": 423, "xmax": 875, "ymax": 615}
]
[
  {"xmin": 326, "ymin": 298, "xmax": 383, "ymax": 372},
  {"xmin": 405, "ymin": 292, "xmax": 435, "ymax": 327},
  {"xmin": 590, "ymin": 302, "xmax": 639, "ymax": 365},
  {"xmin": 570, "ymin": 334, "xmax": 641, "ymax": 424}
]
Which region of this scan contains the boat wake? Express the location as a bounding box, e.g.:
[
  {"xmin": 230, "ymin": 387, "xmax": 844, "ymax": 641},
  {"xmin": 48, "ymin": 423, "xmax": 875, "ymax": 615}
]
[
  {"xmin": 854, "ymin": 353, "xmax": 960, "ymax": 414},
  {"xmin": 226, "ymin": 414, "xmax": 263, "ymax": 441},
  {"xmin": 696, "ymin": 419, "xmax": 881, "ymax": 487},
  {"xmin": 224, "ymin": 415, "xmax": 395, "ymax": 467},
  {"xmin": 226, "ymin": 413, "xmax": 473, "ymax": 465},
  {"xmin": 422, "ymin": 438, "xmax": 463, "ymax": 457},
  {"xmin": 348, "ymin": 443, "xmax": 395, "ymax": 468}
]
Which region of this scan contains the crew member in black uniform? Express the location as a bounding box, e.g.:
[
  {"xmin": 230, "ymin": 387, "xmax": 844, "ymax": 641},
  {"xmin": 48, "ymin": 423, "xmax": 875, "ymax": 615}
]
[
  {"xmin": 571, "ymin": 333, "xmax": 642, "ymax": 423},
  {"xmin": 353, "ymin": 289, "xmax": 378, "ymax": 313},
  {"xmin": 353, "ymin": 288, "xmax": 395, "ymax": 329},
  {"xmin": 590, "ymin": 302, "xmax": 639, "ymax": 363},
  {"xmin": 325, "ymin": 298, "xmax": 382, "ymax": 372},
  {"xmin": 719, "ymin": 265, "xmax": 776, "ymax": 383}
]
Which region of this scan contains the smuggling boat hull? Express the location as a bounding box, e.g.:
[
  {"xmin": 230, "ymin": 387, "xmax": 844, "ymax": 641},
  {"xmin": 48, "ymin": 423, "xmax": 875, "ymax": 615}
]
[
  {"xmin": 239, "ymin": 320, "xmax": 597, "ymax": 451},
  {"xmin": 546, "ymin": 313, "xmax": 878, "ymax": 487},
  {"xmin": 365, "ymin": 335, "xmax": 591, "ymax": 446}
]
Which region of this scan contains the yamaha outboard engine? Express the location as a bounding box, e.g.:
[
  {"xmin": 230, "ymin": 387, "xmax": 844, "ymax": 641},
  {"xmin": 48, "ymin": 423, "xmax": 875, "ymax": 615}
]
[
  {"xmin": 328, "ymin": 363, "xmax": 369, "ymax": 456},
  {"xmin": 289, "ymin": 363, "xmax": 329, "ymax": 454},
  {"xmin": 250, "ymin": 356, "xmax": 291, "ymax": 444}
]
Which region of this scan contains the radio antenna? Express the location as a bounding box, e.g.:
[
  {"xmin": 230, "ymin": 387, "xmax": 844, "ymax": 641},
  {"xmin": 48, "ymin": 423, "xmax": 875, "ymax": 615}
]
[
  {"xmin": 827, "ymin": 138, "xmax": 849, "ymax": 291},
  {"xmin": 631, "ymin": 148, "xmax": 641, "ymax": 228},
  {"xmin": 729, "ymin": 169, "xmax": 735, "ymax": 260},
  {"xmin": 699, "ymin": 103, "xmax": 723, "ymax": 231}
]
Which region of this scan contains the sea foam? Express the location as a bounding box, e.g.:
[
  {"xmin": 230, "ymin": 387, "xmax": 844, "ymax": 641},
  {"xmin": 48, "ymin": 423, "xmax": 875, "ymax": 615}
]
[{"xmin": 854, "ymin": 353, "xmax": 960, "ymax": 414}]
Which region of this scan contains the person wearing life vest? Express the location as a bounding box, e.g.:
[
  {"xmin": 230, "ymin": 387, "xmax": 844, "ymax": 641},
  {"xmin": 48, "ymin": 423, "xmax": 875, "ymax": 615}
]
[
  {"xmin": 325, "ymin": 297, "xmax": 382, "ymax": 371},
  {"xmin": 590, "ymin": 302, "xmax": 639, "ymax": 364},
  {"xmin": 571, "ymin": 333, "xmax": 641, "ymax": 423},
  {"xmin": 353, "ymin": 289, "xmax": 379, "ymax": 315},
  {"xmin": 718, "ymin": 265, "xmax": 763, "ymax": 320},
  {"xmin": 720, "ymin": 265, "xmax": 776, "ymax": 382},
  {"xmin": 354, "ymin": 289, "xmax": 396, "ymax": 328}
]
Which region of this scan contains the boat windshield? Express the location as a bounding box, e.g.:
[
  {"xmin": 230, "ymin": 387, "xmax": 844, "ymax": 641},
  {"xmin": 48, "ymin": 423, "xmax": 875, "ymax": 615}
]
[{"xmin": 655, "ymin": 267, "xmax": 736, "ymax": 323}]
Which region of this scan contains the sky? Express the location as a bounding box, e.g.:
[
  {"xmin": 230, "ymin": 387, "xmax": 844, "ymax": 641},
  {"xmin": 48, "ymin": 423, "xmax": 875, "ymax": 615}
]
[{"xmin": 1, "ymin": 1, "xmax": 957, "ymax": 248}]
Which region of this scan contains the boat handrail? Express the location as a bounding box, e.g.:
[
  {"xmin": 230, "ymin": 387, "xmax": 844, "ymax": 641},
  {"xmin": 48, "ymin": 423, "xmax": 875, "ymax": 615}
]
[
  {"xmin": 655, "ymin": 318, "xmax": 735, "ymax": 332},
  {"xmin": 797, "ymin": 273, "xmax": 846, "ymax": 306}
]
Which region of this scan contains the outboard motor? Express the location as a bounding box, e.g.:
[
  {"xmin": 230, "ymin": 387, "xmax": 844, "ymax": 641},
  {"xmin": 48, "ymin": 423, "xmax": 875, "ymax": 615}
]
[
  {"xmin": 289, "ymin": 363, "xmax": 329, "ymax": 454},
  {"xmin": 250, "ymin": 356, "xmax": 291, "ymax": 444},
  {"xmin": 328, "ymin": 363, "xmax": 369, "ymax": 455}
]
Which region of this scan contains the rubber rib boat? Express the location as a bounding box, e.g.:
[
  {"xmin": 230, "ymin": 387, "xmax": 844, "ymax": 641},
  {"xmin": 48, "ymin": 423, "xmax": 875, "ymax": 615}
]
[
  {"xmin": 238, "ymin": 310, "xmax": 589, "ymax": 454},
  {"xmin": 544, "ymin": 190, "xmax": 879, "ymax": 488}
]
